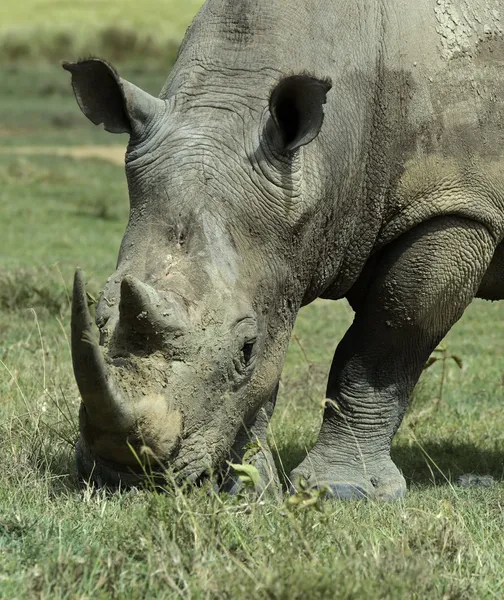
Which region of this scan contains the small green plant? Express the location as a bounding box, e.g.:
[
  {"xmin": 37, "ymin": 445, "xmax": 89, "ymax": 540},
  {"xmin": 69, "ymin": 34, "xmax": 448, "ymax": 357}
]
[
  {"xmin": 227, "ymin": 462, "xmax": 261, "ymax": 489},
  {"xmin": 287, "ymin": 478, "xmax": 328, "ymax": 511},
  {"xmin": 227, "ymin": 439, "xmax": 262, "ymax": 490},
  {"xmin": 85, "ymin": 290, "xmax": 97, "ymax": 307},
  {"xmin": 241, "ymin": 439, "xmax": 262, "ymax": 463}
]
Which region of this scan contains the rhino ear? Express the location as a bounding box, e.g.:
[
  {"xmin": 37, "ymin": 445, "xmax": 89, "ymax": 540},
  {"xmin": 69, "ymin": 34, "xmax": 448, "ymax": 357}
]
[
  {"xmin": 269, "ymin": 74, "xmax": 332, "ymax": 151},
  {"xmin": 62, "ymin": 58, "xmax": 162, "ymax": 134}
]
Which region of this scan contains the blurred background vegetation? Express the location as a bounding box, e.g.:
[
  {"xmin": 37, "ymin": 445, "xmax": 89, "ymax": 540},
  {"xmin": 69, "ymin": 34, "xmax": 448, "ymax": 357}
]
[
  {"xmin": 0, "ymin": 0, "xmax": 206, "ymax": 150},
  {"xmin": 0, "ymin": 0, "xmax": 204, "ymax": 64}
]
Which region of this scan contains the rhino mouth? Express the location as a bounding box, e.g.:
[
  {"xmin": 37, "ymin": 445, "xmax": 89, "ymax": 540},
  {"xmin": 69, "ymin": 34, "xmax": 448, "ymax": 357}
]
[
  {"xmin": 75, "ymin": 437, "xmax": 210, "ymax": 489},
  {"xmin": 76, "ymin": 438, "xmax": 148, "ymax": 488}
]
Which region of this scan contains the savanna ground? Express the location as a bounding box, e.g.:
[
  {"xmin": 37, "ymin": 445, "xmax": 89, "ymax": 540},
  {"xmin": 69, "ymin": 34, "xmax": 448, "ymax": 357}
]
[{"xmin": 1, "ymin": 3, "xmax": 504, "ymax": 599}]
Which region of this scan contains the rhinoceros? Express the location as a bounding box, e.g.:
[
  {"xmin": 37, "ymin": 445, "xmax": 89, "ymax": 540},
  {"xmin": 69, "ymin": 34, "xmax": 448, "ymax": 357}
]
[{"xmin": 64, "ymin": 0, "xmax": 504, "ymax": 499}]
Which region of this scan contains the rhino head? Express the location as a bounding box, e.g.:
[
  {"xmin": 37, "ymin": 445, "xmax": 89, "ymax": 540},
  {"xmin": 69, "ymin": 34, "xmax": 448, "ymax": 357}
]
[{"xmin": 64, "ymin": 58, "xmax": 331, "ymax": 487}]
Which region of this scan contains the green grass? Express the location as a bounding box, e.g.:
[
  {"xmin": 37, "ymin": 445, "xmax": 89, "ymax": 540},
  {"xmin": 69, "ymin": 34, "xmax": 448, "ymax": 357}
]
[
  {"xmin": 0, "ymin": 0, "xmax": 204, "ymax": 31},
  {"xmin": 0, "ymin": 0, "xmax": 205, "ymax": 64},
  {"xmin": 1, "ymin": 62, "xmax": 504, "ymax": 598}
]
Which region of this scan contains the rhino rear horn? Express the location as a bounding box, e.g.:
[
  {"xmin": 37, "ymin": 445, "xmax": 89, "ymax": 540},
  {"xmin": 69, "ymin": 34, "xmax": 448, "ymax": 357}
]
[
  {"xmin": 63, "ymin": 58, "xmax": 164, "ymax": 134},
  {"xmin": 119, "ymin": 275, "xmax": 188, "ymax": 339},
  {"xmin": 119, "ymin": 276, "xmax": 164, "ymax": 335}
]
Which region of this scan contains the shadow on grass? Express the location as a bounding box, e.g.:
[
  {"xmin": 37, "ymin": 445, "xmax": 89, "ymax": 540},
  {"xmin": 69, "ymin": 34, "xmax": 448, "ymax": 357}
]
[
  {"xmin": 392, "ymin": 441, "xmax": 504, "ymax": 486},
  {"xmin": 32, "ymin": 441, "xmax": 82, "ymax": 496},
  {"xmin": 38, "ymin": 436, "xmax": 504, "ymax": 498},
  {"xmin": 275, "ymin": 440, "xmax": 504, "ymax": 489}
]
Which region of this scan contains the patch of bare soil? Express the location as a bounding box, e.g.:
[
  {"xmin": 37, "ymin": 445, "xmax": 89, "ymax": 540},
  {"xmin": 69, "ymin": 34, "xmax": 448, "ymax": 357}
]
[{"xmin": 0, "ymin": 145, "xmax": 126, "ymax": 166}]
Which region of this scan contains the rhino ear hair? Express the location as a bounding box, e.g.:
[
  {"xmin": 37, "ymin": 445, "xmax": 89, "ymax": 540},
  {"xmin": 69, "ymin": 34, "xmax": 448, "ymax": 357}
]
[
  {"xmin": 269, "ymin": 74, "xmax": 332, "ymax": 151},
  {"xmin": 62, "ymin": 58, "xmax": 162, "ymax": 134}
]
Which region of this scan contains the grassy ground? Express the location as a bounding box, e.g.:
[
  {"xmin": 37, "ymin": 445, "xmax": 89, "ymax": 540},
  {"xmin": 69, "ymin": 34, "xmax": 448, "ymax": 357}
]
[
  {"xmin": 1, "ymin": 46, "xmax": 504, "ymax": 600},
  {"xmin": 0, "ymin": 0, "xmax": 204, "ymax": 64}
]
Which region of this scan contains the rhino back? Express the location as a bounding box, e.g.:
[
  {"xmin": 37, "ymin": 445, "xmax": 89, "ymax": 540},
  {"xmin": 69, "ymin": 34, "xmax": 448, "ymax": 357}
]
[
  {"xmin": 380, "ymin": 0, "xmax": 504, "ymax": 246},
  {"xmin": 158, "ymin": 0, "xmax": 504, "ymax": 295},
  {"xmin": 164, "ymin": 1, "xmax": 382, "ymax": 81}
]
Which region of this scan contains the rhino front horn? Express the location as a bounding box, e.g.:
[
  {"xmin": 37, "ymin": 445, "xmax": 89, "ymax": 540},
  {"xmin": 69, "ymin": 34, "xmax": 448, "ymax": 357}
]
[{"xmin": 71, "ymin": 269, "xmax": 133, "ymax": 430}]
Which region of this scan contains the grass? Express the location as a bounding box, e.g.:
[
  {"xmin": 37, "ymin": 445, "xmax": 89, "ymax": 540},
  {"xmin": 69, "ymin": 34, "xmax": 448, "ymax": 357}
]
[
  {"xmin": 0, "ymin": 0, "xmax": 205, "ymax": 64},
  {"xmin": 0, "ymin": 0, "xmax": 204, "ymax": 32},
  {"xmin": 1, "ymin": 52, "xmax": 504, "ymax": 600}
]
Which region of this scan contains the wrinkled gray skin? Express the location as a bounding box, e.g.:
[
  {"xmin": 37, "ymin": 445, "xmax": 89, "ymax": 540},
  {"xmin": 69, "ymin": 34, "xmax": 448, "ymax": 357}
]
[{"xmin": 65, "ymin": 0, "xmax": 504, "ymax": 499}]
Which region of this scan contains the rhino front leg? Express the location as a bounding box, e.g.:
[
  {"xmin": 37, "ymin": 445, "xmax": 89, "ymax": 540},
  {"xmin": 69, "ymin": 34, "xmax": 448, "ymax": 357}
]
[
  {"xmin": 291, "ymin": 216, "xmax": 495, "ymax": 500},
  {"xmin": 220, "ymin": 387, "xmax": 280, "ymax": 497}
]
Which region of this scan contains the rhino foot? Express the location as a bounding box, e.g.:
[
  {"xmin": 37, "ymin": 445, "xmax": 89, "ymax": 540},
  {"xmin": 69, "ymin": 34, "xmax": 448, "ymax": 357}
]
[{"xmin": 289, "ymin": 454, "xmax": 406, "ymax": 501}]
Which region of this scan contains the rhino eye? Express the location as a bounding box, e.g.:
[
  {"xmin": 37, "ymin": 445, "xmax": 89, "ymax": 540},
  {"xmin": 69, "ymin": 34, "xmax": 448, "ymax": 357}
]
[{"xmin": 241, "ymin": 340, "xmax": 256, "ymax": 365}]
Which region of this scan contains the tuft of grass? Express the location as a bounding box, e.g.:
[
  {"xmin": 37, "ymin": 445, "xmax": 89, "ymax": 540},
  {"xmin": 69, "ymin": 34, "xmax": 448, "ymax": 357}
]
[{"xmin": 0, "ymin": 268, "xmax": 68, "ymax": 315}]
